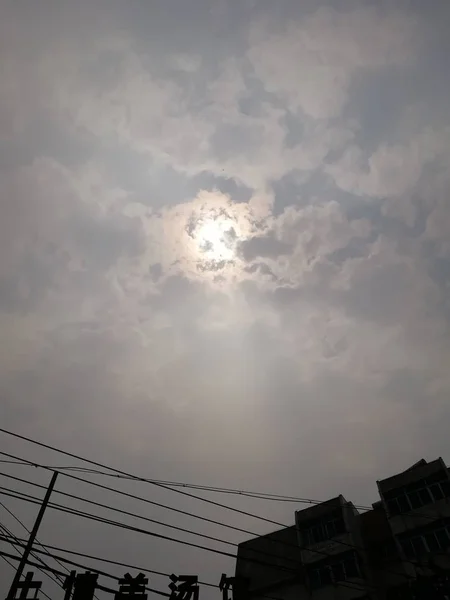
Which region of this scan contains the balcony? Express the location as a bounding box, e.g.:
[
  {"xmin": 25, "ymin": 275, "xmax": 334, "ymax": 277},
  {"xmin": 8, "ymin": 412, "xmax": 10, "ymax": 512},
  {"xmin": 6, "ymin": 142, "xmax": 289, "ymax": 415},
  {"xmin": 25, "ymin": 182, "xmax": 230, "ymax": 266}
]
[
  {"xmin": 378, "ymin": 459, "xmax": 450, "ymax": 535},
  {"xmin": 296, "ymin": 496, "xmax": 360, "ymax": 565}
]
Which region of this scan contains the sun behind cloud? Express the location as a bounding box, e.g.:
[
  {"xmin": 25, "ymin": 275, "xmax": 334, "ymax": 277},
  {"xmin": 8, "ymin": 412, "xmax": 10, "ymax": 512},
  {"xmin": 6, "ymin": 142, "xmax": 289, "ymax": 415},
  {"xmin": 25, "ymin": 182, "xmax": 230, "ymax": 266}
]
[
  {"xmin": 154, "ymin": 190, "xmax": 266, "ymax": 282},
  {"xmin": 195, "ymin": 216, "xmax": 237, "ymax": 260}
]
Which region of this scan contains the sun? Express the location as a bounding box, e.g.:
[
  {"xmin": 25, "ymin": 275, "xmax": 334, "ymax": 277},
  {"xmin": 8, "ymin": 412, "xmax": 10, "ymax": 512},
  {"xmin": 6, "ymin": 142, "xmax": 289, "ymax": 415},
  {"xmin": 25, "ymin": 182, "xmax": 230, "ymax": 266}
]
[{"xmin": 195, "ymin": 217, "xmax": 236, "ymax": 261}]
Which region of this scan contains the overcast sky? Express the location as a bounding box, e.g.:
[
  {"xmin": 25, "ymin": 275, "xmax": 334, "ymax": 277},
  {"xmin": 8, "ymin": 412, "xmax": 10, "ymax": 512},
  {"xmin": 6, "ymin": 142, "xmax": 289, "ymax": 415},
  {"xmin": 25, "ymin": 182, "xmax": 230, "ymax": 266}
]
[{"xmin": 1, "ymin": 0, "xmax": 450, "ymax": 597}]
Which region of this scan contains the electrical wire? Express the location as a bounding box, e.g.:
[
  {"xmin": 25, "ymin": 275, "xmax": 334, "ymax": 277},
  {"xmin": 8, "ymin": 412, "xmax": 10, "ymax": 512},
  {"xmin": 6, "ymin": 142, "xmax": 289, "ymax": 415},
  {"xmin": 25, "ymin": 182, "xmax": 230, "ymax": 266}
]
[
  {"xmin": 0, "ymin": 553, "xmax": 53, "ymax": 600},
  {"xmin": 0, "ymin": 471, "xmax": 304, "ymax": 569},
  {"xmin": 0, "ymin": 487, "xmax": 371, "ymax": 595},
  {"xmin": 0, "ymin": 485, "xmax": 333, "ymax": 569},
  {"xmin": 0, "ymin": 554, "xmax": 16, "ymax": 570},
  {"xmin": 1, "ymin": 451, "xmax": 299, "ymax": 540},
  {"xmin": 0, "ymin": 453, "xmax": 384, "ymax": 573},
  {"xmin": 0, "ymin": 479, "xmax": 428, "ymax": 596},
  {"xmin": 0, "ymin": 442, "xmax": 440, "ymax": 527},
  {"xmin": 0, "ymin": 547, "xmax": 168, "ymax": 598},
  {"xmin": 0, "ymin": 454, "xmax": 437, "ymax": 580},
  {"xmin": 0, "ymin": 429, "xmax": 373, "ymax": 524},
  {"xmin": 0, "ymin": 520, "xmax": 62, "ymax": 584},
  {"xmin": 0, "ymin": 451, "xmax": 430, "ymax": 587},
  {"xmin": 0, "ymin": 534, "xmax": 369, "ymax": 599},
  {"xmin": 0, "ymin": 470, "xmax": 392, "ymax": 596},
  {"xmin": 0, "ymin": 474, "xmax": 390, "ymax": 591},
  {"xmin": 0, "ymin": 429, "xmax": 439, "ymax": 593},
  {"xmin": 0, "ymin": 499, "xmax": 69, "ymax": 579},
  {"xmin": 0, "ymin": 447, "xmax": 382, "ymax": 566},
  {"xmin": 0, "ymin": 520, "xmax": 62, "ymax": 598},
  {"xmin": 0, "ymin": 483, "xmax": 424, "ymax": 595},
  {"xmin": 0, "ymin": 470, "xmax": 420, "ymax": 589},
  {"xmin": 0, "ymin": 499, "xmax": 101, "ymax": 600},
  {"xmin": 0, "ymin": 457, "xmax": 372, "ymax": 509}
]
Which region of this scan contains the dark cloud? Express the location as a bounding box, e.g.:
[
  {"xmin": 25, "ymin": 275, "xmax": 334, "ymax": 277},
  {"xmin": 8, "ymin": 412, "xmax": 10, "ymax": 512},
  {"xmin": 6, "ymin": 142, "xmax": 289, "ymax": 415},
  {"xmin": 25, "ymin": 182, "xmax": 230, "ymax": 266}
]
[
  {"xmin": 0, "ymin": 114, "xmax": 92, "ymax": 170},
  {"xmin": 72, "ymin": 212, "xmax": 145, "ymax": 270},
  {"xmin": 282, "ymin": 111, "xmax": 306, "ymax": 148},
  {"xmin": 271, "ymin": 170, "xmax": 312, "ymax": 215},
  {"xmin": 149, "ymin": 262, "xmax": 163, "ymax": 281},
  {"xmin": 327, "ymin": 236, "xmax": 373, "ymax": 265},
  {"xmin": 244, "ymin": 262, "xmax": 276, "ymax": 279},
  {"xmin": 193, "ymin": 172, "xmax": 253, "ymax": 203},
  {"xmin": 238, "ymin": 235, "xmax": 293, "ymax": 261},
  {"xmin": 209, "ymin": 122, "xmax": 264, "ymax": 161}
]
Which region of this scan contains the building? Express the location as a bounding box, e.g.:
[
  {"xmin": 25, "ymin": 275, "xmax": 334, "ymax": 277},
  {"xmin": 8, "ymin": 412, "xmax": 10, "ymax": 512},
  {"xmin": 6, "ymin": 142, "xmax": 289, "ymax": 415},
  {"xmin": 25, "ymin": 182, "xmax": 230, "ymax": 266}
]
[{"xmin": 234, "ymin": 458, "xmax": 450, "ymax": 600}]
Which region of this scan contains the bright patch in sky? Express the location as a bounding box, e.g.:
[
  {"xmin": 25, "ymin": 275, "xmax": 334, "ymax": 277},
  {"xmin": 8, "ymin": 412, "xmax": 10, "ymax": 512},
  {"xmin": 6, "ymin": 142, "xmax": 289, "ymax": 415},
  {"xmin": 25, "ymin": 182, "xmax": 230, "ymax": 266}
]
[{"xmin": 195, "ymin": 217, "xmax": 237, "ymax": 260}]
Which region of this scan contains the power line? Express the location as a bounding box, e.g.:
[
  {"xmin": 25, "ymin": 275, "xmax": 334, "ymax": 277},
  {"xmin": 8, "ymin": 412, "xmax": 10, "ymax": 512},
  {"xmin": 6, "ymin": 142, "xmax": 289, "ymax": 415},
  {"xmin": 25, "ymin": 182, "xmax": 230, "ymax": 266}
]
[
  {"xmin": 0, "ymin": 452, "xmax": 439, "ymax": 576},
  {"xmin": 0, "ymin": 429, "xmax": 372, "ymax": 524},
  {"xmin": 0, "ymin": 450, "xmax": 430, "ymax": 586},
  {"xmin": 0, "ymin": 499, "xmax": 70, "ymax": 579},
  {"xmin": 0, "ymin": 469, "xmax": 386, "ymax": 593},
  {"xmin": 0, "ymin": 486, "xmax": 371, "ymax": 595},
  {"xmin": 0, "ymin": 485, "xmax": 326, "ymax": 569},
  {"xmin": 0, "ymin": 536, "xmax": 250, "ymax": 596},
  {"xmin": 0, "ymin": 479, "xmax": 424, "ymax": 596},
  {"xmin": 0, "ymin": 472, "xmax": 302, "ymax": 570},
  {"xmin": 0, "ymin": 457, "xmax": 371, "ymax": 509},
  {"xmin": 0, "ymin": 499, "xmax": 102, "ymax": 600},
  {"xmin": 0, "ymin": 442, "xmax": 440, "ymax": 529},
  {"xmin": 0, "ymin": 553, "xmax": 53, "ymax": 600},
  {"xmin": 0, "ymin": 481, "xmax": 422, "ymax": 595},
  {"xmin": 0, "ymin": 519, "xmax": 62, "ymax": 597},
  {"xmin": 0, "ymin": 554, "xmax": 16, "ymax": 571},
  {"xmin": 0, "ymin": 471, "xmax": 384, "ymax": 582},
  {"xmin": 0, "ymin": 541, "xmax": 296, "ymax": 600},
  {"xmin": 0, "ymin": 469, "xmax": 415, "ymax": 589},
  {"xmin": 0, "ymin": 430, "xmax": 435, "ymax": 592},
  {"xmin": 0, "ymin": 449, "xmax": 323, "ymax": 533},
  {"xmin": 0, "ymin": 534, "xmax": 368, "ymax": 599},
  {"xmin": 0, "ymin": 519, "xmax": 62, "ymax": 585},
  {"xmin": 2, "ymin": 451, "xmax": 296, "ymax": 540},
  {"xmin": 0, "ymin": 546, "xmax": 169, "ymax": 598},
  {"xmin": 0, "ymin": 452, "xmax": 381, "ymax": 569}
]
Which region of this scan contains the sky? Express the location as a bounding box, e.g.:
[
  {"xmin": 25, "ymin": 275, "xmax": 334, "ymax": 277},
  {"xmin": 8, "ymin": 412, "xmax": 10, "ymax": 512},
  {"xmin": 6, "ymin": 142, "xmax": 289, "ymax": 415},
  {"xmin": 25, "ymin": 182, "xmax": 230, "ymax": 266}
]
[{"xmin": 1, "ymin": 0, "xmax": 450, "ymax": 596}]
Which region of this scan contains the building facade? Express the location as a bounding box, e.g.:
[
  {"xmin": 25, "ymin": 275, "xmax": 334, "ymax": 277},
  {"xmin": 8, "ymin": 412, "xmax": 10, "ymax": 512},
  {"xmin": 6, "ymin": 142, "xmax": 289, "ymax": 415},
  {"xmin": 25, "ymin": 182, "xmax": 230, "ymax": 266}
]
[{"xmin": 234, "ymin": 458, "xmax": 450, "ymax": 600}]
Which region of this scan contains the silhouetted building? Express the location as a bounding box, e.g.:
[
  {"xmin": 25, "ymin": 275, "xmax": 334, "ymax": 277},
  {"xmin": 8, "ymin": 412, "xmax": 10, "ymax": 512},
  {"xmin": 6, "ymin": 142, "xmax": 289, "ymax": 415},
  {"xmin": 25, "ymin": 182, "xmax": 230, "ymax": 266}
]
[{"xmin": 235, "ymin": 458, "xmax": 450, "ymax": 600}]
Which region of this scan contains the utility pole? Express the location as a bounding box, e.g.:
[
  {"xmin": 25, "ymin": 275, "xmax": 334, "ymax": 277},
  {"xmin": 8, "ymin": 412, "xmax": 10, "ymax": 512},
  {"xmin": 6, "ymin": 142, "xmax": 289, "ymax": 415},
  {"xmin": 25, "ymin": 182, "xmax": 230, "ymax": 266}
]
[{"xmin": 6, "ymin": 471, "xmax": 58, "ymax": 600}]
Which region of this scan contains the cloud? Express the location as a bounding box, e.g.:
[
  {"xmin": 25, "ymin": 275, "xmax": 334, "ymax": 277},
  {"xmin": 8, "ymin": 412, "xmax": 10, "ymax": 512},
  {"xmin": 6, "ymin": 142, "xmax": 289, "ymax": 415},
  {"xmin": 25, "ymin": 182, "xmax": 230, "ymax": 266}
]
[
  {"xmin": 424, "ymin": 178, "xmax": 450, "ymax": 258},
  {"xmin": 248, "ymin": 5, "xmax": 417, "ymax": 118},
  {"xmin": 2, "ymin": 0, "xmax": 450, "ymax": 594},
  {"xmin": 169, "ymin": 53, "xmax": 202, "ymax": 73},
  {"xmin": 328, "ymin": 127, "xmax": 450, "ymax": 198},
  {"xmin": 238, "ymin": 235, "xmax": 292, "ymax": 262}
]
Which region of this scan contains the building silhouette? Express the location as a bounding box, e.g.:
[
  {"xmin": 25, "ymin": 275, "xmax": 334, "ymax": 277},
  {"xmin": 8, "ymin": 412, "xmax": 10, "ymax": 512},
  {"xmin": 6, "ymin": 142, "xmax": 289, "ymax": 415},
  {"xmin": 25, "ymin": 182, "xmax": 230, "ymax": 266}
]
[{"xmin": 235, "ymin": 458, "xmax": 450, "ymax": 599}]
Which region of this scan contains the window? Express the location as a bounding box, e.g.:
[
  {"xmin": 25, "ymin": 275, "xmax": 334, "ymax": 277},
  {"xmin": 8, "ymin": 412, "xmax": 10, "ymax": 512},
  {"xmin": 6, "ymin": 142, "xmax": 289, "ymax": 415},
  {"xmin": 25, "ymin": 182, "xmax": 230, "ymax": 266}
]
[
  {"xmin": 430, "ymin": 483, "xmax": 444, "ymax": 501},
  {"xmin": 401, "ymin": 525, "xmax": 450, "ymax": 558},
  {"xmin": 434, "ymin": 528, "xmax": 450, "ymax": 549},
  {"xmin": 309, "ymin": 565, "xmax": 332, "ymax": 589},
  {"xmin": 408, "ymin": 491, "xmax": 422, "ymax": 510},
  {"xmin": 343, "ymin": 554, "xmax": 360, "ymax": 578},
  {"xmin": 302, "ymin": 510, "xmax": 346, "ymax": 546},
  {"xmin": 326, "ymin": 521, "xmax": 337, "ymax": 538},
  {"xmin": 397, "ymin": 495, "xmax": 410, "ymax": 514},
  {"xmin": 384, "ymin": 471, "xmax": 450, "ymax": 516},
  {"xmin": 411, "ymin": 536, "xmax": 426, "ymax": 556},
  {"xmin": 418, "ymin": 488, "xmax": 432, "ymax": 505},
  {"xmin": 441, "ymin": 480, "xmax": 450, "ymax": 497},
  {"xmin": 425, "ymin": 531, "xmax": 441, "ymax": 552},
  {"xmin": 308, "ymin": 552, "xmax": 361, "ymax": 590}
]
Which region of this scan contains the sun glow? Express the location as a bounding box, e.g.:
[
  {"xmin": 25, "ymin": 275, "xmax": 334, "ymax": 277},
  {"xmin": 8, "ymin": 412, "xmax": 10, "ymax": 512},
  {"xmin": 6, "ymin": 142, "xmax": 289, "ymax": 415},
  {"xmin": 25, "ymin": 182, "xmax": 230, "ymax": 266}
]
[{"xmin": 195, "ymin": 217, "xmax": 236, "ymax": 261}]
